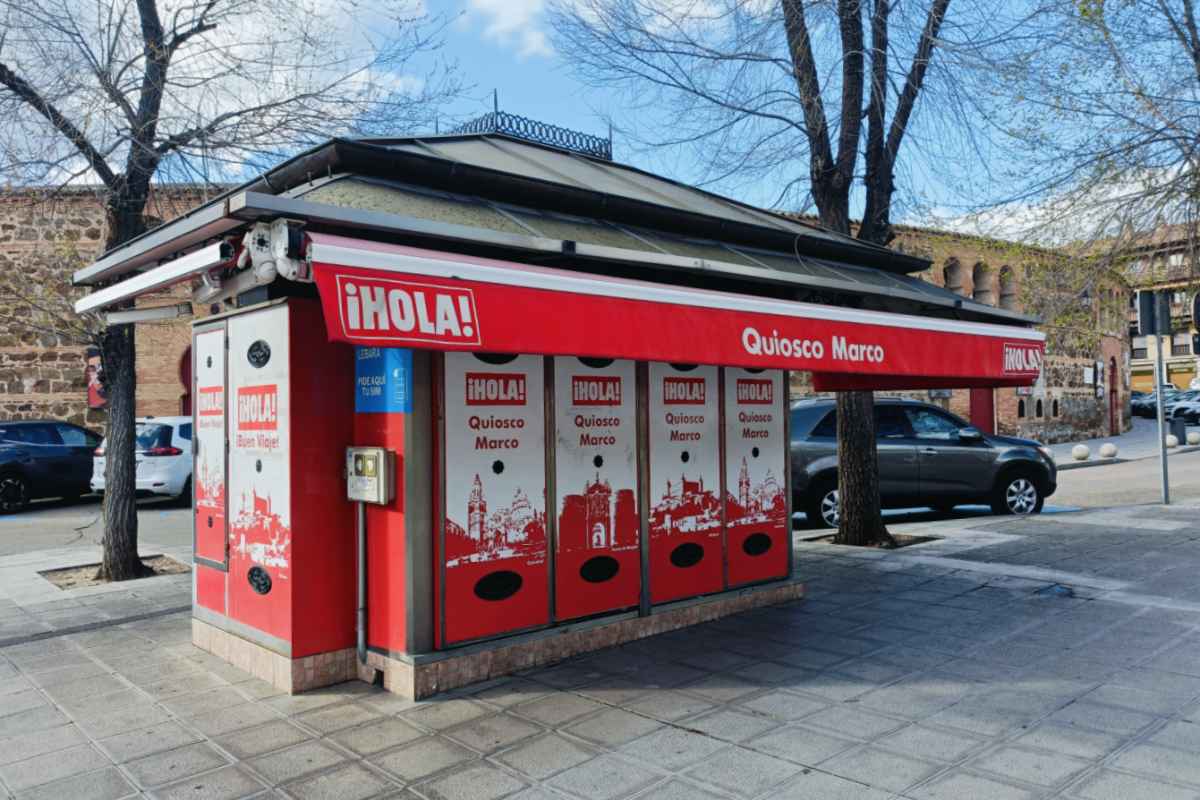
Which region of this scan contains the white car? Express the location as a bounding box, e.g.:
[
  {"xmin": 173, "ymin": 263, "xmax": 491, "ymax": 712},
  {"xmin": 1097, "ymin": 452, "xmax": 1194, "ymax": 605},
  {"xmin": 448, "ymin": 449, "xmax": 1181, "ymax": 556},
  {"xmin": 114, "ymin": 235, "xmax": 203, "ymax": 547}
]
[
  {"xmin": 92, "ymin": 416, "xmax": 193, "ymax": 503},
  {"xmin": 1171, "ymin": 397, "xmax": 1200, "ymax": 424}
]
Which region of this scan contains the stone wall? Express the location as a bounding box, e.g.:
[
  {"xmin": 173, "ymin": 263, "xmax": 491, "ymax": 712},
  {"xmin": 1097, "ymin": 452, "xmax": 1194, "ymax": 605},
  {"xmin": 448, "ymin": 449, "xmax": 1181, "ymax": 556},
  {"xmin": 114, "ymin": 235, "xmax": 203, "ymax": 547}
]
[{"xmin": 0, "ymin": 188, "xmax": 214, "ymax": 429}]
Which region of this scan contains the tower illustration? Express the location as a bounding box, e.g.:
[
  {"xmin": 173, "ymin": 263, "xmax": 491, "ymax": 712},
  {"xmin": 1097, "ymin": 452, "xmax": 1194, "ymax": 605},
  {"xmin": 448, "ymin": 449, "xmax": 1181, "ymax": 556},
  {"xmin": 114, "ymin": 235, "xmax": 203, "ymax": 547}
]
[
  {"xmin": 468, "ymin": 474, "xmax": 486, "ymax": 542},
  {"xmin": 738, "ymin": 457, "xmax": 750, "ymax": 509}
]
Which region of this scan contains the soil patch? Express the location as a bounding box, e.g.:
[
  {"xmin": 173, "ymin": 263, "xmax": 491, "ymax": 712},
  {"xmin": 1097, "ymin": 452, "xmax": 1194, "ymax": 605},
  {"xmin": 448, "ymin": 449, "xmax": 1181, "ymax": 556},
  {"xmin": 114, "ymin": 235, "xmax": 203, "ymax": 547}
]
[
  {"xmin": 815, "ymin": 533, "xmax": 939, "ymax": 549},
  {"xmin": 38, "ymin": 555, "xmax": 190, "ymax": 590}
]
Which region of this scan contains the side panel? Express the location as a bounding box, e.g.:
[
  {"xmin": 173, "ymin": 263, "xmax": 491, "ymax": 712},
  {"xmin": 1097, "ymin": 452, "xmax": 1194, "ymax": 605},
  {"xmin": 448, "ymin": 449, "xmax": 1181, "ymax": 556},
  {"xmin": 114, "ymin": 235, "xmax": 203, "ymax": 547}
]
[
  {"xmin": 724, "ymin": 368, "xmax": 789, "ymax": 586},
  {"xmin": 227, "ymin": 305, "xmax": 292, "ymax": 644},
  {"xmin": 553, "ymin": 357, "xmax": 640, "ymax": 621},
  {"xmin": 442, "ymin": 353, "xmax": 548, "ymax": 644},
  {"xmin": 647, "ymin": 363, "xmax": 723, "ymax": 604},
  {"xmin": 193, "ymin": 326, "xmax": 227, "ymax": 568},
  {"xmin": 289, "ymin": 301, "xmax": 356, "ymax": 658}
]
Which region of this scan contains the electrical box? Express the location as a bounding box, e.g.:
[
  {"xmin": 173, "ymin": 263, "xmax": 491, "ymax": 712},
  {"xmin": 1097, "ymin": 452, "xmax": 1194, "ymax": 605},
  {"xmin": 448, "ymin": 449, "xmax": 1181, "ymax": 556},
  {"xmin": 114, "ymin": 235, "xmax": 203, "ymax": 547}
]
[{"xmin": 346, "ymin": 446, "xmax": 395, "ymax": 505}]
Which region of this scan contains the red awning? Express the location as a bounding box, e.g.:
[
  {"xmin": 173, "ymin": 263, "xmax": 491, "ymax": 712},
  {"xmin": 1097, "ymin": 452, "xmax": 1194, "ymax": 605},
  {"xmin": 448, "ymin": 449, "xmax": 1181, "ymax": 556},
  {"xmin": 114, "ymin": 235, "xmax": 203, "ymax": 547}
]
[{"xmin": 308, "ymin": 233, "xmax": 1044, "ymax": 388}]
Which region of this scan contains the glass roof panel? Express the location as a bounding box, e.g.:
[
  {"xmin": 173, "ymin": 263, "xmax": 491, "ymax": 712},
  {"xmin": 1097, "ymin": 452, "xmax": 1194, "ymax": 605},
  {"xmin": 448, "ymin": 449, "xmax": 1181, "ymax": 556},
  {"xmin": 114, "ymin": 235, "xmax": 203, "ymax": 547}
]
[
  {"xmin": 501, "ymin": 208, "xmax": 659, "ymax": 252},
  {"xmin": 301, "ymin": 178, "xmax": 531, "ymax": 237},
  {"xmin": 629, "ymin": 231, "xmax": 765, "ymax": 267}
]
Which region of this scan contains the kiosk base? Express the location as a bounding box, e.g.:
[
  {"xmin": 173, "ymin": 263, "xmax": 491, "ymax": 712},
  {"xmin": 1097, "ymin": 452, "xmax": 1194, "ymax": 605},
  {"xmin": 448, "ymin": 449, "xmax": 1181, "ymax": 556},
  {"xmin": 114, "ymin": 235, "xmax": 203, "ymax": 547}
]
[
  {"xmin": 193, "ymin": 576, "xmax": 802, "ymax": 696},
  {"xmin": 356, "ymin": 577, "xmax": 801, "ymax": 700}
]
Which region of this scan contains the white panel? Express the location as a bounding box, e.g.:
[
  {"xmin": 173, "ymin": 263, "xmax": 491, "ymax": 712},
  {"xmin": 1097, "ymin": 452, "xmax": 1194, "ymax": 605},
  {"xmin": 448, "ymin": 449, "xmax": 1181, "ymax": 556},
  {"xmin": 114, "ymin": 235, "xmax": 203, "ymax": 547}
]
[
  {"xmin": 228, "ymin": 305, "xmax": 292, "ymax": 580},
  {"xmin": 647, "ymin": 363, "xmax": 721, "ymax": 537},
  {"xmin": 443, "ymin": 353, "xmax": 547, "ymax": 569},
  {"xmin": 723, "ymin": 369, "xmax": 787, "ymax": 528},
  {"xmin": 193, "ymin": 327, "xmax": 227, "ymax": 564},
  {"xmin": 553, "ymin": 358, "xmax": 638, "ymax": 553}
]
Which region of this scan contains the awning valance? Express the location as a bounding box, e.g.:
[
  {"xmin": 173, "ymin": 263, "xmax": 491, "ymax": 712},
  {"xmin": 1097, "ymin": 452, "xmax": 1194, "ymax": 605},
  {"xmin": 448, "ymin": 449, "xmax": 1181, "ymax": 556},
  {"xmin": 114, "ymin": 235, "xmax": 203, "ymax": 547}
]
[{"xmin": 308, "ymin": 233, "xmax": 1044, "ymax": 388}]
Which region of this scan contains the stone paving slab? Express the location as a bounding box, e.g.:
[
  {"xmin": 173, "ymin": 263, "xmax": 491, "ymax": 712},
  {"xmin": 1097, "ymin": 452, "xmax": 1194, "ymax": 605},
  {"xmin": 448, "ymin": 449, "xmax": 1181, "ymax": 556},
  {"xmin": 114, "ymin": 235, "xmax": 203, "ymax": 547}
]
[{"xmin": 2, "ymin": 503, "xmax": 1200, "ymax": 798}]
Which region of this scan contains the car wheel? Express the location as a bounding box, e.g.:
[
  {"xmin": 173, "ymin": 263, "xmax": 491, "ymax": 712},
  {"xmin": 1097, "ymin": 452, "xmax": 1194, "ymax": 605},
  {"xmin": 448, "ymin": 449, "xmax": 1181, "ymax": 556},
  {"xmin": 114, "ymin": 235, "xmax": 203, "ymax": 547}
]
[
  {"xmin": 991, "ymin": 472, "xmax": 1044, "ymax": 516},
  {"xmin": 0, "ymin": 473, "xmax": 30, "ymax": 514},
  {"xmin": 805, "ymin": 478, "xmax": 839, "ymax": 529},
  {"xmin": 176, "ymin": 477, "xmax": 193, "ymax": 507}
]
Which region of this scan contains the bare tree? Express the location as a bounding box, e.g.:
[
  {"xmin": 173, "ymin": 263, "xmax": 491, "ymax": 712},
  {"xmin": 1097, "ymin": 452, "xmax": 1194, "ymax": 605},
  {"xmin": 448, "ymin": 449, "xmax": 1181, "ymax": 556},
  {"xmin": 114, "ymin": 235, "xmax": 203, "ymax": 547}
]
[
  {"xmin": 0, "ymin": 0, "xmax": 460, "ymax": 579},
  {"xmin": 549, "ymin": 0, "xmax": 969, "ymax": 545}
]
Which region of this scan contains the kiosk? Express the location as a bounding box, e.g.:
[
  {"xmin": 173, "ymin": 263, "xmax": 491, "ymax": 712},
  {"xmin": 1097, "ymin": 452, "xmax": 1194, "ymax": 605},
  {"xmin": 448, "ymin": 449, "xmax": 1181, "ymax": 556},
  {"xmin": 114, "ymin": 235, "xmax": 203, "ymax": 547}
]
[{"xmin": 73, "ymin": 123, "xmax": 1044, "ymax": 698}]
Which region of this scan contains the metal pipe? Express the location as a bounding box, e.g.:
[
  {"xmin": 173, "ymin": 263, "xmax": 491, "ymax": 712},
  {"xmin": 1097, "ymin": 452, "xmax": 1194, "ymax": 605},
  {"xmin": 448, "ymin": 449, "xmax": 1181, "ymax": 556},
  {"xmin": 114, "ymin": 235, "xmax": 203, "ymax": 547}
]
[
  {"xmin": 356, "ymin": 501, "xmax": 367, "ymax": 662},
  {"xmin": 1155, "ymin": 335, "xmax": 1171, "ymax": 505}
]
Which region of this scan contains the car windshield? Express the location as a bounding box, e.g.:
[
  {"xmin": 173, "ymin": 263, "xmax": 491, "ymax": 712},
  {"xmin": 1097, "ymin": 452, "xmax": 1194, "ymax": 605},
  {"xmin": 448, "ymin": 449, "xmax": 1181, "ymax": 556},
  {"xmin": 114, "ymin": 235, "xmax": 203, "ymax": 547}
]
[{"xmin": 135, "ymin": 424, "xmax": 172, "ymax": 451}]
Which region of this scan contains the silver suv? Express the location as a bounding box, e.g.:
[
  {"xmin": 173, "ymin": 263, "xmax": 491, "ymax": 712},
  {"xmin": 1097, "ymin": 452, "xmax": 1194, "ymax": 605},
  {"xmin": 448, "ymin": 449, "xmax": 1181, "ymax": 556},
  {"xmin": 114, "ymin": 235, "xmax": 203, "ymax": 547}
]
[{"xmin": 791, "ymin": 398, "xmax": 1058, "ymax": 528}]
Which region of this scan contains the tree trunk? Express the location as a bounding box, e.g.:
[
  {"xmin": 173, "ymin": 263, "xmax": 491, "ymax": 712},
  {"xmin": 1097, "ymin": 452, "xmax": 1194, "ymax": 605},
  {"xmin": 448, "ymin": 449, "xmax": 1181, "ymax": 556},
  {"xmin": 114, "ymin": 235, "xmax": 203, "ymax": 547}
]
[
  {"xmin": 97, "ymin": 321, "xmax": 147, "ymax": 580},
  {"xmin": 832, "ymin": 390, "xmax": 894, "ymax": 546},
  {"xmin": 96, "ymin": 191, "xmax": 151, "ymax": 581}
]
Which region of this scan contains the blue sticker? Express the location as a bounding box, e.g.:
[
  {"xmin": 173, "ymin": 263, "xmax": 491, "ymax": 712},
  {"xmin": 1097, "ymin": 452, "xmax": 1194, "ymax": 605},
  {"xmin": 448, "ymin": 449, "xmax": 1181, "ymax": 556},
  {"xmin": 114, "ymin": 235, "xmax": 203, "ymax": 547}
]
[{"xmin": 355, "ymin": 347, "xmax": 412, "ymax": 413}]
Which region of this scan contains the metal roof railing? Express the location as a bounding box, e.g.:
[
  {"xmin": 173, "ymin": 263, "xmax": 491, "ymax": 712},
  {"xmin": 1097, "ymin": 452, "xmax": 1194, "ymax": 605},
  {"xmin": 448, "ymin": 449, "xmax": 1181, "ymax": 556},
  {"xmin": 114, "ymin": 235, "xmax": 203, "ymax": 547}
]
[{"xmin": 448, "ymin": 110, "xmax": 613, "ymax": 161}]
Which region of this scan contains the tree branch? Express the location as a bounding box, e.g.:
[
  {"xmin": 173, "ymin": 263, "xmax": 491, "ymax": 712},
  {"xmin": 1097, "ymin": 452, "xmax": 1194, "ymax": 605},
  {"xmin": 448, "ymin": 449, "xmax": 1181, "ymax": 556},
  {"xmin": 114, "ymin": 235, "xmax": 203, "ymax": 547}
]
[{"xmin": 0, "ymin": 61, "xmax": 118, "ymax": 188}]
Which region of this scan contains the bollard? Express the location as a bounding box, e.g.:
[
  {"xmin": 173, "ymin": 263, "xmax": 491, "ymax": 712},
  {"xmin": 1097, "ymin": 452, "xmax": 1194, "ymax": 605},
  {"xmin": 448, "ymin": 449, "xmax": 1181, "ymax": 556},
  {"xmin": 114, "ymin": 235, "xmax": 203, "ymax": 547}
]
[
  {"xmin": 1071, "ymin": 444, "xmax": 1090, "ymax": 461},
  {"xmin": 1099, "ymin": 443, "xmax": 1118, "ymax": 459}
]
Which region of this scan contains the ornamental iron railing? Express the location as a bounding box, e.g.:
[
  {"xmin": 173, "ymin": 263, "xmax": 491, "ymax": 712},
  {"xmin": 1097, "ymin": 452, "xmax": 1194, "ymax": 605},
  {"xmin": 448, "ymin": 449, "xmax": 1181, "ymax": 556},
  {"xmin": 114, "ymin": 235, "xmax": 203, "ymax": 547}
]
[{"xmin": 448, "ymin": 111, "xmax": 613, "ymax": 161}]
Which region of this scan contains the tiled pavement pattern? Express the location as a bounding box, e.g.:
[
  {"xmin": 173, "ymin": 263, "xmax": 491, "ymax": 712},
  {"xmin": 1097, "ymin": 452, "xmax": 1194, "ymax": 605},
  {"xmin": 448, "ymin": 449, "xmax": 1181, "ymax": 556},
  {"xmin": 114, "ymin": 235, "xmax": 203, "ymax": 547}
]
[
  {"xmin": 3, "ymin": 505, "xmax": 1200, "ymax": 799},
  {"xmin": 0, "ymin": 542, "xmax": 192, "ymax": 645}
]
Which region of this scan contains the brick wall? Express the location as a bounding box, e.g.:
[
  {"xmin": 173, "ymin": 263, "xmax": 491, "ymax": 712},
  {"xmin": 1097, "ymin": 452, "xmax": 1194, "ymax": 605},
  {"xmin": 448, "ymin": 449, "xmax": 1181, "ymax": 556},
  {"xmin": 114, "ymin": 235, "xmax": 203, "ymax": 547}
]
[{"xmin": 0, "ymin": 188, "xmax": 213, "ymax": 428}]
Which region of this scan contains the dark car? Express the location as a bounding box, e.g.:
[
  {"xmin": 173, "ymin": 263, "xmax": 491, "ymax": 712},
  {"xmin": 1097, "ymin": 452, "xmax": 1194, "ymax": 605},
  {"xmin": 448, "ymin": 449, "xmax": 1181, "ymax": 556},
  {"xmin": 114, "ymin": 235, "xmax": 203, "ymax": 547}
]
[
  {"xmin": 0, "ymin": 420, "xmax": 102, "ymax": 512},
  {"xmin": 791, "ymin": 398, "xmax": 1058, "ymax": 528}
]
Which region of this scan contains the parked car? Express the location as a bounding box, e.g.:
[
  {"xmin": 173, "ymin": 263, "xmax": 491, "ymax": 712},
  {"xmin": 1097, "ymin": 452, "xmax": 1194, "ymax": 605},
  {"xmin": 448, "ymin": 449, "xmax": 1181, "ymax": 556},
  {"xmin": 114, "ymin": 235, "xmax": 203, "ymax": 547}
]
[
  {"xmin": 92, "ymin": 416, "xmax": 193, "ymax": 504},
  {"xmin": 0, "ymin": 420, "xmax": 102, "ymax": 512},
  {"xmin": 1134, "ymin": 389, "xmax": 1178, "ymax": 418},
  {"xmin": 791, "ymin": 398, "xmax": 1058, "ymax": 528},
  {"xmin": 1170, "ymin": 395, "xmax": 1200, "ymax": 424},
  {"xmin": 1165, "ymin": 389, "xmax": 1200, "ymax": 416}
]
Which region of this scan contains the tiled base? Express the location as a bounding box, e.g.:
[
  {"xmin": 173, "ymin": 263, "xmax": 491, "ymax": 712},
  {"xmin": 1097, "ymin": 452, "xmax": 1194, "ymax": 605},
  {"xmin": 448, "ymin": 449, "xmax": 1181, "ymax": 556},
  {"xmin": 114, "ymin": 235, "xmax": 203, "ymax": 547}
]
[
  {"xmin": 192, "ymin": 619, "xmax": 356, "ymax": 693},
  {"xmin": 362, "ymin": 579, "xmax": 805, "ymax": 699}
]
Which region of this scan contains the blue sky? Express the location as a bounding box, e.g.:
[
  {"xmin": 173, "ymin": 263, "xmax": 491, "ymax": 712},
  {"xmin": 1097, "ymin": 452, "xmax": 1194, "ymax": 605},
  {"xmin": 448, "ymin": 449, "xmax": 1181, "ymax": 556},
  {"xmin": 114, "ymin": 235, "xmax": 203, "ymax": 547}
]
[{"xmin": 429, "ymin": 1, "xmax": 981, "ymax": 228}]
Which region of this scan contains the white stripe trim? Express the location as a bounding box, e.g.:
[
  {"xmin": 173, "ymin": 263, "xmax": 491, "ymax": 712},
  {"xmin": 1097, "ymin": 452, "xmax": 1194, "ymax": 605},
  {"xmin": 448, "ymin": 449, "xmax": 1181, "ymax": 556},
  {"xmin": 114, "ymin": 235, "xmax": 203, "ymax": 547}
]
[{"xmin": 309, "ymin": 240, "xmax": 1045, "ymax": 343}]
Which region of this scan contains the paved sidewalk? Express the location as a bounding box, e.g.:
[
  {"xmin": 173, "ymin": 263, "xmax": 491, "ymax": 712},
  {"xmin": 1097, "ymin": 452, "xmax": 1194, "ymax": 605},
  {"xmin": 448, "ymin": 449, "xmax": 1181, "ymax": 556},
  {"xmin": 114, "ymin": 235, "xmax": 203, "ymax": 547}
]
[
  {"xmin": 0, "ymin": 540, "xmax": 192, "ymax": 647},
  {"xmin": 3, "ymin": 505, "xmax": 1200, "ymax": 799},
  {"xmin": 1048, "ymin": 416, "xmax": 1200, "ymax": 463}
]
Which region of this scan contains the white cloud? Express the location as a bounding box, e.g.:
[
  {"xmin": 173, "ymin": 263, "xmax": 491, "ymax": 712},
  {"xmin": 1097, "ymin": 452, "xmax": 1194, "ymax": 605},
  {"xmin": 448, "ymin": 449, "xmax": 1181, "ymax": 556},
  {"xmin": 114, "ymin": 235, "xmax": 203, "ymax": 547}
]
[{"xmin": 466, "ymin": 0, "xmax": 553, "ymax": 58}]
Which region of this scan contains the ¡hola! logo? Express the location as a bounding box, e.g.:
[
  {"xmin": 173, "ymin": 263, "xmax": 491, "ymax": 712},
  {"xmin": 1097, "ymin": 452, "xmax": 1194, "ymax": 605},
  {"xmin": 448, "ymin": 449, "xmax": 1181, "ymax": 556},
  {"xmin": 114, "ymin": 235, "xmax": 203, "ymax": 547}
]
[
  {"xmin": 572, "ymin": 375, "xmax": 621, "ymax": 406},
  {"xmin": 198, "ymin": 386, "xmax": 223, "ymax": 416},
  {"xmin": 237, "ymin": 385, "xmax": 277, "ymax": 430},
  {"xmin": 466, "ymin": 372, "xmax": 526, "ymax": 405},
  {"xmin": 1002, "ymin": 342, "xmax": 1043, "ymax": 374},
  {"xmin": 339, "ymin": 276, "xmax": 481, "ymax": 345},
  {"xmin": 736, "ymin": 378, "xmax": 773, "ymax": 404},
  {"xmin": 663, "ymin": 376, "xmax": 706, "ymax": 404}
]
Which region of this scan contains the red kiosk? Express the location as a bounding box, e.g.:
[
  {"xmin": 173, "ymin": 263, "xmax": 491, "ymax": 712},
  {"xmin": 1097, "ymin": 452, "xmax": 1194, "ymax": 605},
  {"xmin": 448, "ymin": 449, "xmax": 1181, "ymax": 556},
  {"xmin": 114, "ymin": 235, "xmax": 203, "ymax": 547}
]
[{"xmin": 74, "ymin": 120, "xmax": 1043, "ymax": 698}]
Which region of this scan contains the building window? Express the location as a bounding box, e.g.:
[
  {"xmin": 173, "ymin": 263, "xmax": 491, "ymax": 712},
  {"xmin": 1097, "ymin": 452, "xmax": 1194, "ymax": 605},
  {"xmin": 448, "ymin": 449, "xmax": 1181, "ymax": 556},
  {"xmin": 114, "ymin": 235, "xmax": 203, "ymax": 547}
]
[
  {"xmin": 1018, "ymin": 399, "xmax": 1026, "ymax": 418},
  {"xmin": 1172, "ymin": 333, "xmax": 1191, "ymax": 356},
  {"xmin": 1052, "ymin": 399, "xmax": 1060, "ymax": 417},
  {"xmin": 1036, "ymin": 399, "xmax": 1044, "ymax": 418}
]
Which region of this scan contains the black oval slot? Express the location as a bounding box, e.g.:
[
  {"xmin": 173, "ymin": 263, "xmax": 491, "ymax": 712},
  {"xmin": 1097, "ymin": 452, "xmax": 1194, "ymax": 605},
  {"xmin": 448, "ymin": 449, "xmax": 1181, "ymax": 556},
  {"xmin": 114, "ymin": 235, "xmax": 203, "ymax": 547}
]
[
  {"xmin": 248, "ymin": 566, "xmax": 272, "ymax": 595},
  {"xmin": 670, "ymin": 542, "xmax": 704, "ymax": 568},
  {"xmin": 474, "ymin": 570, "xmax": 523, "ymax": 601},
  {"xmin": 742, "ymin": 533, "xmax": 773, "ymax": 557},
  {"xmin": 474, "ymin": 352, "xmax": 519, "ymax": 365},
  {"xmin": 578, "ymin": 357, "xmax": 614, "ymax": 368},
  {"xmin": 580, "ymin": 556, "xmax": 619, "ymax": 583}
]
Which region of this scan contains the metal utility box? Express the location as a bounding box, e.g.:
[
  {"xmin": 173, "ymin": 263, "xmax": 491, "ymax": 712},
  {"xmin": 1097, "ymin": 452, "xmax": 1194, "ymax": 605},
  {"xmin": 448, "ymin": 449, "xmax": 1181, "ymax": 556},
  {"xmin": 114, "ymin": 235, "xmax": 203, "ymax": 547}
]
[{"xmin": 346, "ymin": 447, "xmax": 395, "ymax": 505}]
